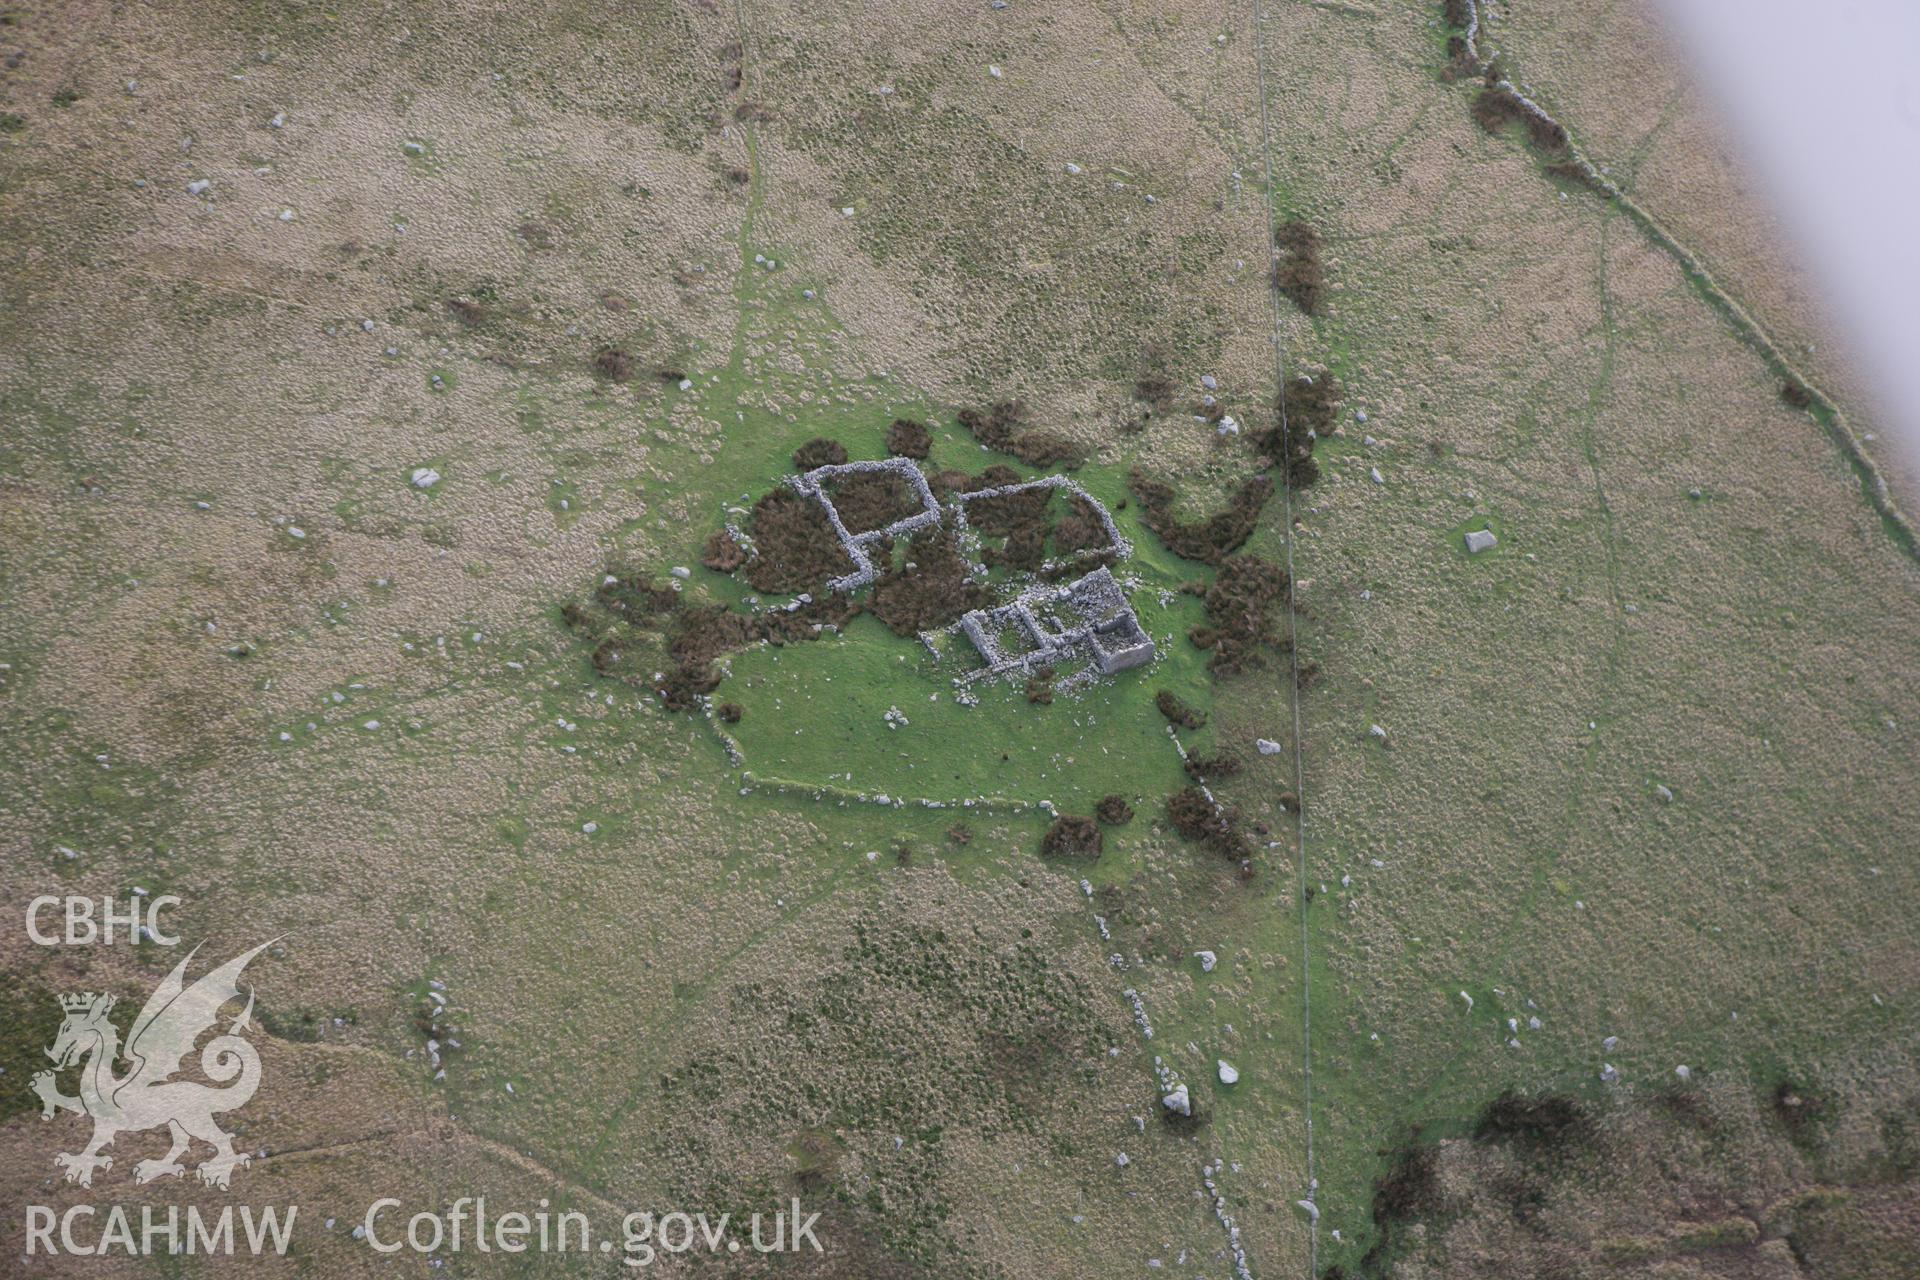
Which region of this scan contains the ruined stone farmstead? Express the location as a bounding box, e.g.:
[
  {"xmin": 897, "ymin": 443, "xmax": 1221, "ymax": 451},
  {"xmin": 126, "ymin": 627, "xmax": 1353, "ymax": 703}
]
[
  {"xmin": 785, "ymin": 458, "xmax": 1156, "ymax": 686},
  {"xmin": 957, "ymin": 566, "xmax": 1155, "ymax": 683}
]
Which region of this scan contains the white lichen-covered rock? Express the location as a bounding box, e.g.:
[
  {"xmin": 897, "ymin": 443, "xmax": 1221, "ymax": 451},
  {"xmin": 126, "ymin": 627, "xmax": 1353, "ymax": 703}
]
[
  {"xmin": 670, "ymin": 566, "xmax": 691, "ymax": 579},
  {"xmin": 1194, "ymin": 950, "xmax": 1217, "ymax": 972},
  {"xmin": 1464, "ymin": 528, "xmax": 1498, "ymax": 554},
  {"xmin": 1161, "ymin": 1083, "xmax": 1191, "ymax": 1116},
  {"xmin": 410, "ymin": 467, "xmax": 440, "ymax": 489},
  {"xmin": 1217, "ymin": 1060, "xmax": 1239, "ymax": 1085}
]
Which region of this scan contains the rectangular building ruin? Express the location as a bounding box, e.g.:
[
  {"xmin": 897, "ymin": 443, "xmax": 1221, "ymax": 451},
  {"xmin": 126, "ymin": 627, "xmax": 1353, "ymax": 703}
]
[
  {"xmin": 783, "ymin": 456, "xmax": 1155, "ymax": 688},
  {"xmin": 953, "ymin": 567, "xmax": 1155, "ymax": 684},
  {"xmin": 947, "ymin": 474, "xmax": 1129, "ymax": 572},
  {"xmin": 788, "ymin": 457, "xmax": 943, "ymax": 592}
]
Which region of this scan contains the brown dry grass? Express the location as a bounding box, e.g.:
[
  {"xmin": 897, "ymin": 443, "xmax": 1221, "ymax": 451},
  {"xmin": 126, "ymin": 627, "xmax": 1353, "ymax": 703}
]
[{"xmin": 1, "ymin": 2, "xmax": 1913, "ymax": 1277}]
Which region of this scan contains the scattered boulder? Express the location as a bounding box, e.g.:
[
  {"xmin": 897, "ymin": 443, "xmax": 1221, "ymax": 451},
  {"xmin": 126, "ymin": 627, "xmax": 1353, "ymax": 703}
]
[
  {"xmin": 1195, "ymin": 950, "xmax": 1217, "ymax": 973},
  {"xmin": 1464, "ymin": 528, "xmax": 1498, "ymax": 554},
  {"xmin": 1256, "ymin": 738, "xmax": 1282, "ymax": 755},
  {"xmin": 1217, "ymin": 1060, "xmax": 1239, "ymax": 1085},
  {"xmin": 1162, "ymin": 1083, "xmax": 1191, "ymax": 1117},
  {"xmin": 410, "ymin": 467, "xmax": 440, "ymax": 489}
]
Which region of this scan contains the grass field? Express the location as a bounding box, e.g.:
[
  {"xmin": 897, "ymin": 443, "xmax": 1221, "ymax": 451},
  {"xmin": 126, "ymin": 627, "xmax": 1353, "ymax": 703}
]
[{"xmin": 0, "ymin": 1, "xmax": 1914, "ymax": 1277}]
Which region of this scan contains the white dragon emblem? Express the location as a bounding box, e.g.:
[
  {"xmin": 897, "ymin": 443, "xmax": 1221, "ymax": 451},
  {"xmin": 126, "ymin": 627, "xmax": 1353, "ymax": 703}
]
[{"xmin": 31, "ymin": 941, "xmax": 274, "ymax": 1190}]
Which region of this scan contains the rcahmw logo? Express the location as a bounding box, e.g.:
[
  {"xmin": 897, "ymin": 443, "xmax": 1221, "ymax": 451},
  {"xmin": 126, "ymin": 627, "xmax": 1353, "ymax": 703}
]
[
  {"xmin": 25, "ymin": 1203, "xmax": 296, "ymax": 1260},
  {"xmin": 30, "ymin": 940, "xmax": 275, "ymax": 1189}
]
